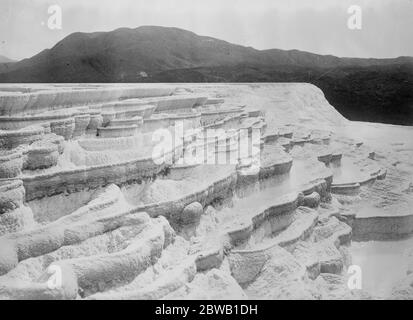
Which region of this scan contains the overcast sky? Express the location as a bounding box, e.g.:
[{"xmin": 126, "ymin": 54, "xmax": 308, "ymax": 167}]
[{"xmin": 1, "ymin": 0, "xmax": 412, "ymax": 60}]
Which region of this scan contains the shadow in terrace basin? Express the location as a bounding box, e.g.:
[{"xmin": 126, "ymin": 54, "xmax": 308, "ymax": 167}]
[
  {"xmin": 214, "ymin": 157, "xmax": 329, "ymax": 230},
  {"xmin": 350, "ymin": 237, "xmax": 413, "ymax": 298},
  {"xmin": 27, "ymin": 188, "xmax": 104, "ymax": 223}
]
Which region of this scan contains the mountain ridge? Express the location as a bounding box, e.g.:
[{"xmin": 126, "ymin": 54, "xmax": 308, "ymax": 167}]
[
  {"xmin": 0, "ymin": 26, "xmax": 411, "ymax": 125},
  {"xmin": 1, "ymin": 26, "xmax": 412, "ymax": 82},
  {"xmin": 0, "ymin": 55, "xmax": 15, "ymax": 63}
]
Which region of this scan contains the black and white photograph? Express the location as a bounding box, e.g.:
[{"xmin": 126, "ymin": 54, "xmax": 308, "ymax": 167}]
[{"xmin": 0, "ymin": 0, "xmax": 412, "ymax": 306}]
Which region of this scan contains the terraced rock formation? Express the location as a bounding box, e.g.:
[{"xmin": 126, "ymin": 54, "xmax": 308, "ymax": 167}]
[{"xmin": 0, "ymin": 83, "xmax": 412, "ymax": 300}]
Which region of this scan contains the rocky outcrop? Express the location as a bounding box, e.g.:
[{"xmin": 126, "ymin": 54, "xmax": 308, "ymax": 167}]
[
  {"xmin": 101, "ymin": 111, "xmax": 117, "ymax": 126},
  {"xmin": 258, "ymin": 145, "xmax": 293, "ymax": 179},
  {"xmin": 0, "ymin": 86, "xmax": 175, "ymax": 116},
  {"xmin": 331, "ymin": 182, "xmax": 361, "ymax": 195},
  {"xmin": 0, "ymin": 126, "xmax": 44, "ymax": 149},
  {"xmin": 175, "ymin": 202, "xmax": 203, "ymax": 225},
  {"xmin": 72, "ymin": 114, "xmax": 91, "ymax": 138},
  {"xmin": 0, "ymin": 150, "xmax": 23, "ymax": 178},
  {"xmin": 0, "ymin": 205, "xmax": 34, "ymax": 236},
  {"xmin": 50, "ymin": 118, "xmax": 75, "ymax": 140},
  {"xmin": 97, "ymin": 125, "xmax": 139, "ymax": 138},
  {"xmin": 302, "ymin": 192, "xmax": 321, "ymax": 208},
  {"xmin": 138, "ymin": 167, "xmax": 238, "ymax": 219},
  {"xmin": 101, "ymin": 102, "xmax": 156, "ymax": 119},
  {"xmin": 229, "ymin": 245, "xmax": 308, "ymax": 298},
  {"xmin": 0, "ymin": 114, "xmax": 66, "ymax": 131},
  {"xmin": 51, "ymin": 216, "xmax": 174, "ymax": 296},
  {"xmin": 0, "ymin": 179, "xmax": 34, "ymax": 236},
  {"xmin": 317, "ymin": 152, "xmax": 333, "ymax": 165},
  {"xmin": 0, "ymin": 184, "xmax": 135, "ymax": 275},
  {"xmin": 200, "ymin": 108, "xmax": 243, "ymax": 126},
  {"xmin": 0, "ymin": 213, "xmax": 174, "ymax": 299},
  {"xmin": 22, "ymin": 145, "xmax": 180, "ymax": 201},
  {"xmin": 205, "ymin": 98, "xmax": 225, "ymax": 105},
  {"xmin": 150, "ymin": 95, "xmax": 207, "ymax": 112},
  {"xmin": 0, "ymin": 180, "xmax": 25, "ymax": 214},
  {"xmin": 25, "ymin": 141, "xmax": 59, "ymax": 170},
  {"xmin": 226, "ymin": 212, "xmax": 353, "ymax": 299},
  {"xmin": 164, "ymin": 268, "xmax": 247, "ymax": 300},
  {"xmin": 225, "ymin": 192, "xmax": 299, "ymax": 246},
  {"xmin": 88, "ymin": 257, "xmax": 197, "ymax": 300},
  {"xmin": 87, "ymin": 112, "xmax": 103, "ymax": 132}
]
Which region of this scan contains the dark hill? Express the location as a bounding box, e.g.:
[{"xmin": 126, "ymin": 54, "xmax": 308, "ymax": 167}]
[{"xmin": 0, "ymin": 26, "xmax": 412, "ymax": 124}]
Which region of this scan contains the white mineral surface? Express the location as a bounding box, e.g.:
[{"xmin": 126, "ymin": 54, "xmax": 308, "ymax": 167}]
[{"xmin": 0, "ymin": 83, "xmax": 412, "ymax": 300}]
